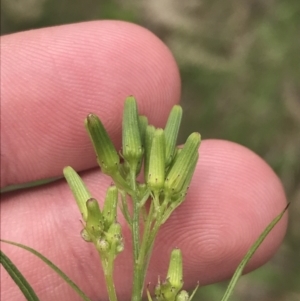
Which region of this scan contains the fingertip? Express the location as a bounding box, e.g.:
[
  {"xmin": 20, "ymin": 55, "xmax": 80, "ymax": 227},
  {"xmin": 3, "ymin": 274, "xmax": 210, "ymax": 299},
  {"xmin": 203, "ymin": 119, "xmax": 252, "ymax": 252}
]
[
  {"xmin": 1, "ymin": 20, "xmax": 181, "ymax": 187},
  {"xmin": 155, "ymin": 139, "xmax": 288, "ymax": 285}
]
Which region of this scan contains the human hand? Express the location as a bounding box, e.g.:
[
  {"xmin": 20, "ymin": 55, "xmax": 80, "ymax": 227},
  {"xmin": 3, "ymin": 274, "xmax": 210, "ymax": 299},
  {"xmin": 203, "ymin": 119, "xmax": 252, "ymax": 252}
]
[{"xmin": 0, "ymin": 21, "xmax": 287, "ymax": 301}]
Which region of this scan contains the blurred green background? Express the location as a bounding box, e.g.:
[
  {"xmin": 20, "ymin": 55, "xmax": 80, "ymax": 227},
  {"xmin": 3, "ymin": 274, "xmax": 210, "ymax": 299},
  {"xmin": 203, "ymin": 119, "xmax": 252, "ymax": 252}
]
[{"xmin": 2, "ymin": 0, "xmax": 299, "ymax": 300}]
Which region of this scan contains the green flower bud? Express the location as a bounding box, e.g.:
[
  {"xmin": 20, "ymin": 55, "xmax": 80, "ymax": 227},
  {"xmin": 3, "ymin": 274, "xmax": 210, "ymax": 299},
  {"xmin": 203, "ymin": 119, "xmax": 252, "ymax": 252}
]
[
  {"xmin": 147, "ymin": 129, "xmax": 166, "ymax": 195},
  {"xmin": 139, "ymin": 115, "xmax": 148, "ymax": 146},
  {"xmin": 85, "ymin": 114, "xmax": 132, "ymax": 193},
  {"xmin": 80, "ymin": 228, "xmax": 92, "ymax": 242},
  {"xmin": 86, "ymin": 198, "xmax": 104, "ymax": 239},
  {"xmin": 179, "ymin": 151, "xmax": 198, "ymax": 194},
  {"xmin": 122, "ymin": 96, "xmax": 143, "ymax": 172},
  {"xmin": 169, "ymin": 151, "xmax": 199, "ymax": 203},
  {"xmin": 164, "ymin": 105, "xmax": 182, "ymax": 167},
  {"xmin": 154, "ymin": 249, "xmax": 184, "ymax": 301},
  {"xmin": 144, "ymin": 125, "xmax": 155, "ymax": 183},
  {"xmin": 154, "ymin": 279, "xmax": 178, "ymax": 301},
  {"xmin": 96, "ymin": 238, "xmax": 110, "ymax": 252},
  {"xmin": 175, "ymin": 291, "xmax": 189, "ymax": 301},
  {"xmin": 164, "ymin": 133, "xmax": 201, "ymax": 196},
  {"xmin": 102, "ymin": 186, "xmax": 118, "ymax": 230},
  {"xmin": 107, "ymin": 222, "xmax": 122, "ymax": 238},
  {"xmin": 136, "ymin": 115, "xmax": 148, "ymax": 175},
  {"xmin": 106, "ymin": 222, "xmax": 124, "ymax": 255},
  {"xmin": 154, "ymin": 276, "xmax": 164, "ymax": 301},
  {"xmin": 165, "ymin": 148, "xmax": 181, "ymax": 174},
  {"xmin": 85, "ymin": 114, "xmax": 120, "ymax": 175},
  {"xmin": 166, "ymin": 248, "xmax": 183, "ymax": 293},
  {"xmin": 63, "ymin": 166, "xmax": 91, "ymax": 221}
]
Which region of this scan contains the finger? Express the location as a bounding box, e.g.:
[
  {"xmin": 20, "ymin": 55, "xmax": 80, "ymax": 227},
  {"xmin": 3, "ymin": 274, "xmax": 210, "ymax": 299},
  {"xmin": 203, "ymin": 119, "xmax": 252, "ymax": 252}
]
[
  {"xmin": 0, "ymin": 21, "xmax": 180, "ymax": 188},
  {"xmin": 0, "ymin": 140, "xmax": 288, "ymax": 301},
  {"xmin": 151, "ymin": 139, "xmax": 288, "ymax": 287}
]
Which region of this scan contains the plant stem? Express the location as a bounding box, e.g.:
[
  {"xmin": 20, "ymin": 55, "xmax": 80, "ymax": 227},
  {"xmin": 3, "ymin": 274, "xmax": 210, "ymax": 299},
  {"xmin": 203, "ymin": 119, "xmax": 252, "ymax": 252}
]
[
  {"xmin": 131, "ymin": 202, "xmax": 162, "ymax": 301},
  {"xmin": 129, "ymin": 170, "xmax": 140, "ymax": 259},
  {"xmin": 130, "ymin": 170, "xmax": 142, "ymax": 301},
  {"xmin": 99, "ymin": 252, "xmax": 118, "ymax": 301},
  {"xmin": 130, "ymin": 178, "xmax": 171, "ymax": 300},
  {"xmin": 138, "ymin": 203, "xmax": 156, "ymax": 291}
]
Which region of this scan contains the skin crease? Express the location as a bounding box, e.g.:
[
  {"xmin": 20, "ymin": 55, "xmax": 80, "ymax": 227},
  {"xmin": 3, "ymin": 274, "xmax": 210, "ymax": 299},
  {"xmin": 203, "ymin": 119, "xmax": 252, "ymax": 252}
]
[{"xmin": 0, "ymin": 21, "xmax": 288, "ymax": 301}]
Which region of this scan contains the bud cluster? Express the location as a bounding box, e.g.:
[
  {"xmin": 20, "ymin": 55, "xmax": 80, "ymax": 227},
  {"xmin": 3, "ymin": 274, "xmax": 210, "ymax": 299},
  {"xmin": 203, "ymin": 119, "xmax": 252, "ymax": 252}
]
[
  {"xmin": 84, "ymin": 96, "xmax": 200, "ymax": 218},
  {"xmin": 63, "ymin": 166, "xmax": 123, "ymax": 258},
  {"xmin": 64, "ymin": 96, "xmax": 201, "ymax": 301}
]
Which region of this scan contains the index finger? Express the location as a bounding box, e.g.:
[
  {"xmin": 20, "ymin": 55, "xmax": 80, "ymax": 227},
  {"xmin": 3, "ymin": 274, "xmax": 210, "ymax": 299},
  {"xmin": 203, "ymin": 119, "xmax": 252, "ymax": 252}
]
[{"xmin": 0, "ymin": 21, "xmax": 181, "ymax": 188}]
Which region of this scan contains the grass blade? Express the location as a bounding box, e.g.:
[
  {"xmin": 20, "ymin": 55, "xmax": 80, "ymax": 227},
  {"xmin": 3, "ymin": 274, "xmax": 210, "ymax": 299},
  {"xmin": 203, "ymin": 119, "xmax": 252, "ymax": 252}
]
[
  {"xmin": 1, "ymin": 240, "xmax": 92, "ymax": 301},
  {"xmin": 0, "ymin": 250, "xmax": 40, "ymax": 301},
  {"xmin": 220, "ymin": 203, "xmax": 289, "ymax": 301}
]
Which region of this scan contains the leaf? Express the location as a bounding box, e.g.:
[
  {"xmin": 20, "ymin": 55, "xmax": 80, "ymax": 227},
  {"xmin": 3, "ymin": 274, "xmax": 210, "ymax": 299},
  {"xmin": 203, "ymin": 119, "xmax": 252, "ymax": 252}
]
[
  {"xmin": 1, "ymin": 240, "xmax": 92, "ymax": 301},
  {"xmin": 0, "ymin": 250, "xmax": 40, "ymax": 301},
  {"xmin": 220, "ymin": 203, "xmax": 289, "ymax": 301}
]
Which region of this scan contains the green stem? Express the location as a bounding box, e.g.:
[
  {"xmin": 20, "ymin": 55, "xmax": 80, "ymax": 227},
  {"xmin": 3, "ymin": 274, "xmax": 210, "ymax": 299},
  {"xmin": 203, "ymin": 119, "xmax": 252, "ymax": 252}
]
[
  {"xmin": 99, "ymin": 252, "xmax": 118, "ymax": 301},
  {"xmin": 130, "ymin": 170, "xmax": 142, "ymax": 301},
  {"xmin": 136, "ymin": 218, "xmax": 162, "ymax": 298},
  {"xmin": 146, "ymin": 196, "xmax": 170, "ymax": 251},
  {"xmin": 129, "ymin": 170, "xmax": 140, "ymax": 260},
  {"xmin": 120, "ymin": 190, "xmax": 132, "ymax": 227},
  {"xmin": 130, "ymin": 180, "xmax": 171, "ymax": 300},
  {"xmin": 137, "ymin": 203, "xmax": 156, "ymax": 292},
  {"xmin": 131, "ymin": 202, "xmax": 162, "ymax": 301}
]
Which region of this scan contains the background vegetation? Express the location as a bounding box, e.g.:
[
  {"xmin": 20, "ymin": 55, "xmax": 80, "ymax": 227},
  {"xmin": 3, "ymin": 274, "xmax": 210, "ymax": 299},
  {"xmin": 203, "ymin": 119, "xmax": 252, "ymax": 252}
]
[{"xmin": 2, "ymin": 1, "xmax": 299, "ymax": 300}]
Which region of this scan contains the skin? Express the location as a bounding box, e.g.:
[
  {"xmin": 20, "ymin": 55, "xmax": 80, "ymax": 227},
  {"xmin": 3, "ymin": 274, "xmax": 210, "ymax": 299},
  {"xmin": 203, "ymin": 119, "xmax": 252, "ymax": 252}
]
[{"xmin": 0, "ymin": 21, "xmax": 288, "ymax": 301}]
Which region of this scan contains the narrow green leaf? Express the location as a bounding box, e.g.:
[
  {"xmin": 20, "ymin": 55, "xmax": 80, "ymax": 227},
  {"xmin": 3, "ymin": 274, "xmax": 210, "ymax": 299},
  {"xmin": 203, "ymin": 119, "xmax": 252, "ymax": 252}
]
[
  {"xmin": 63, "ymin": 166, "xmax": 91, "ymax": 221},
  {"xmin": 1, "ymin": 240, "xmax": 92, "ymax": 301},
  {"xmin": 220, "ymin": 204, "xmax": 289, "ymax": 301},
  {"xmin": 146, "ymin": 285, "xmax": 154, "ymax": 301},
  {"xmin": 187, "ymin": 283, "xmax": 199, "ymax": 301},
  {"xmin": 0, "ymin": 250, "xmax": 40, "ymax": 301}
]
